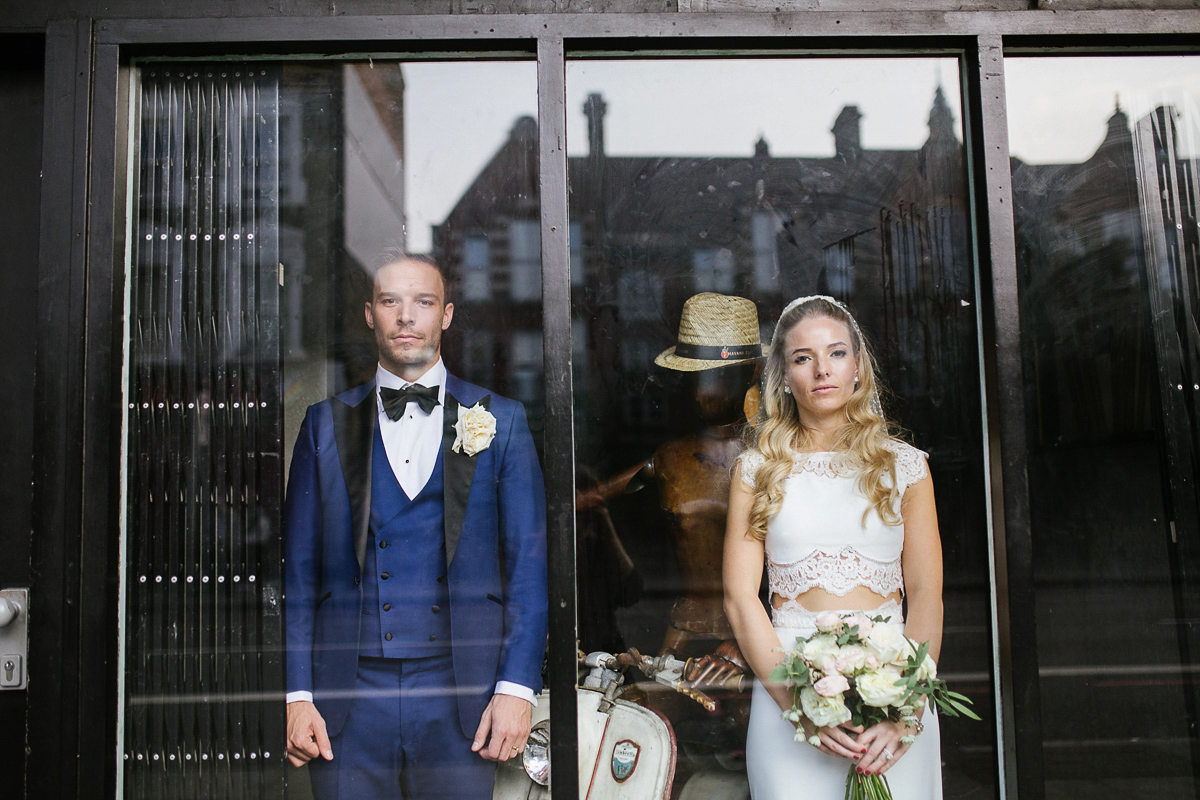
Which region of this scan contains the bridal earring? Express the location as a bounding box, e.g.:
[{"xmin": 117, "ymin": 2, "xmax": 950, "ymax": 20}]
[{"xmin": 783, "ymin": 385, "xmax": 792, "ymax": 394}]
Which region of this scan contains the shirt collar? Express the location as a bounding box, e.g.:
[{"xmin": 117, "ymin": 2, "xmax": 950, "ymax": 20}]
[{"xmin": 376, "ymin": 359, "xmax": 447, "ymax": 414}]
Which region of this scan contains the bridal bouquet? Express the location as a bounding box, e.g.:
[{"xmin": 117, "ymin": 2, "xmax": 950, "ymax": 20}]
[{"xmin": 770, "ymin": 611, "xmax": 979, "ymax": 800}]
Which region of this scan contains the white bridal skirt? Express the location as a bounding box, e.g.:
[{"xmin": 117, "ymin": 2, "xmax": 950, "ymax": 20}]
[{"xmin": 746, "ymin": 601, "xmax": 943, "ymax": 800}]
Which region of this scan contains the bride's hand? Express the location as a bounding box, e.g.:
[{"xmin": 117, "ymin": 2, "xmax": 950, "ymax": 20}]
[
  {"xmin": 854, "ymin": 720, "xmax": 910, "ymax": 775},
  {"xmin": 807, "ymin": 721, "xmax": 867, "ymax": 761}
]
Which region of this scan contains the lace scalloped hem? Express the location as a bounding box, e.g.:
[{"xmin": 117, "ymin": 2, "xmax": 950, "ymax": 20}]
[
  {"xmin": 771, "ymin": 598, "xmax": 904, "ymax": 630},
  {"xmin": 768, "ymin": 548, "xmax": 904, "ymax": 599}
]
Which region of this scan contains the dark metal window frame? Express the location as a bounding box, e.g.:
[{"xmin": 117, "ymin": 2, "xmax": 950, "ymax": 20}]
[{"xmin": 32, "ymin": 10, "xmax": 1200, "ymax": 800}]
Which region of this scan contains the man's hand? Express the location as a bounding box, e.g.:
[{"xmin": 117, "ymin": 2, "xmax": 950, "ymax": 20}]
[
  {"xmin": 286, "ymin": 701, "xmax": 334, "ymax": 767},
  {"xmin": 471, "ymin": 693, "xmax": 532, "ymax": 762}
]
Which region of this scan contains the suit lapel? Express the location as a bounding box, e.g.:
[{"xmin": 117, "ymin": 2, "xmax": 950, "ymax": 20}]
[
  {"xmin": 332, "ymin": 385, "xmax": 376, "ymax": 576},
  {"xmin": 442, "ymin": 389, "xmax": 489, "ymax": 567}
]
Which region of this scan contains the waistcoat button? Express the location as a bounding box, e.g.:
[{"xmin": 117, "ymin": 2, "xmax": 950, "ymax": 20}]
[
  {"xmin": 379, "ymin": 540, "xmax": 388, "ymax": 549},
  {"xmin": 383, "ymin": 603, "xmax": 392, "ymax": 611},
  {"xmin": 431, "ymin": 605, "xmax": 440, "ymax": 613},
  {"xmin": 381, "ymin": 572, "xmax": 390, "ymax": 580},
  {"xmin": 429, "ymin": 634, "xmax": 437, "ymax": 641},
  {"xmin": 385, "ymin": 633, "xmax": 393, "ymax": 641}
]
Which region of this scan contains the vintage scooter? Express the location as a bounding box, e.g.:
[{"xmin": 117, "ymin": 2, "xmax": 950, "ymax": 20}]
[{"xmin": 493, "ymin": 650, "xmax": 748, "ymax": 800}]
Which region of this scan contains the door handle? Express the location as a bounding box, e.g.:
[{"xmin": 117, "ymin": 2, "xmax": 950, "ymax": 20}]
[
  {"xmin": 0, "ymin": 595, "xmax": 21, "ymax": 627},
  {"xmin": 0, "ymin": 588, "xmax": 27, "ymax": 690}
]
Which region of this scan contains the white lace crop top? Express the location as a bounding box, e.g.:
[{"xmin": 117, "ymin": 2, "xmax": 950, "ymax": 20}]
[{"xmin": 737, "ymin": 440, "xmax": 928, "ymax": 600}]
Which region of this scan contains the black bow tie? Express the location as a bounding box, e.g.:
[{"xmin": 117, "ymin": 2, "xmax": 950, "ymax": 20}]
[{"xmin": 380, "ymin": 384, "xmax": 440, "ymax": 419}]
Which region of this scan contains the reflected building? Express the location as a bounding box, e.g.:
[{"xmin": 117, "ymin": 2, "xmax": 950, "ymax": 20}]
[
  {"xmin": 1010, "ymin": 99, "xmax": 1200, "ymax": 788},
  {"xmin": 1012, "ymin": 100, "xmax": 1153, "ymax": 448},
  {"xmin": 435, "ymin": 87, "xmax": 974, "ymax": 475},
  {"xmin": 1010, "ymin": 101, "xmax": 1163, "ymax": 588},
  {"xmin": 432, "ymin": 115, "xmax": 544, "ymax": 438},
  {"xmin": 277, "ymin": 64, "xmax": 409, "ymax": 468}
]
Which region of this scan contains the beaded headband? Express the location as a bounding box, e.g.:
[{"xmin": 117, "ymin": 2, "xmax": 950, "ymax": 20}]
[{"xmin": 772, "ymin": 295, "xmax": 884, "ymax": 419}]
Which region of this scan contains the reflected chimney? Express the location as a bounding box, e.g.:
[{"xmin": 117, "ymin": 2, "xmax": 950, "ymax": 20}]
[
  {"xmin": 832, "ymin": 105, "xmax": 862, "ymax": 163},
  {"xmin": 585, "ymin": 92, "xmax": 607, "ymax": 157},
  {"xmin": 754, "ymin": 135, "xmax": 770, "ymax": 159}
]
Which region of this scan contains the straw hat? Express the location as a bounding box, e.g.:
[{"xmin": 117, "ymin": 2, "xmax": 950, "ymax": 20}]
[{"xmin": 655, "ymin": 293, "xmax": 767, "ymax": 372}]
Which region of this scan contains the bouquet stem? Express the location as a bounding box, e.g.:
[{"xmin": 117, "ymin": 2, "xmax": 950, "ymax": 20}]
[{"xmin": 845, "ymin": 765, "xmax": 892, "ymax": 800}]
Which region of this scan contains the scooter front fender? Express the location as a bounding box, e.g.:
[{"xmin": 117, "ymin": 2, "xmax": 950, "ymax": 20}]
[{"xmin": 492, "ymin": 687, "xmax": 676, "ymax": 800}]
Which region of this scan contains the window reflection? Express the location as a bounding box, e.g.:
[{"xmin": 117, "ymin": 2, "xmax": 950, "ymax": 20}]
[
  {"xmin": 567, "ymin": 58, "xmax": 992, "ymax": 798},
  {"xmin": 267, "ymin": 60, "xmax": 543, "ymax": 800},
  {"xmin": 1007, "ymin": 56, "xmax": 1200, "ymax": 798}
]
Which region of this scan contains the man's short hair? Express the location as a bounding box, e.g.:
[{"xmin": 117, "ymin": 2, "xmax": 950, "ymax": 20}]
[{"xmin": 369, "ymin": 247, "xmax": 450, "ymax": 303}]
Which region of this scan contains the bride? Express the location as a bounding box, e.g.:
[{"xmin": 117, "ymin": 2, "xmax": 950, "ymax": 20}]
[{"xmin": 724, "ymin": 296, "xmax": 944, "ymax": 799}]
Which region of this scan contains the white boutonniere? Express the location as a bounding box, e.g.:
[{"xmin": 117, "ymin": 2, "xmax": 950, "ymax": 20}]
[{"xmin": 453, "ymin": 402, "xmax": 497, "ymax": 457}]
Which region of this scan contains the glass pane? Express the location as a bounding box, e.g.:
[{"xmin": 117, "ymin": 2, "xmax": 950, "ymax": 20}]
[
  {"xmin": 567, "ymin": 58, "xmax": 994, "ymax": 799},
  {"xmin": 122, "ymin": 65, "xmax": 284, "ymax": 797},
  {"xmin": 1007, "ymin": 56, "xmax": 1200, "ymax": 798},
  {"xmin": 121, "ymin": 59, "xmax": 546, "ymax": 800}
]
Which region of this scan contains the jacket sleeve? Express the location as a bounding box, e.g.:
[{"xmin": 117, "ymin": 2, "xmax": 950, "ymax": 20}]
[
  {"xmin": 494, "ymin": 401, "xmax": 549, "ymax": 692},
  {"xmin": 283, "ymin": 406, "xmax": 322, "ymax": 695}
]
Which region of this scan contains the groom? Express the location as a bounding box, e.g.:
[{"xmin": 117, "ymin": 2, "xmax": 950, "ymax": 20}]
[{"xmin": 283, "ymin": 254, "xmax": 548, "ymax": 800}]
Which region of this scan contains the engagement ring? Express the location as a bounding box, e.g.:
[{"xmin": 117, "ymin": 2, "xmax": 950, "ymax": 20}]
[{"xmin": 883, "ymin": 748, "xmax": 893, "ymax": 760}]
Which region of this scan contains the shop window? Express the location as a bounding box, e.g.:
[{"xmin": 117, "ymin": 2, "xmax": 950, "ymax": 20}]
[
  {"xmin": 1007, "ymin": 55, "xmax": 1200, "ymax": 798},
  {"xmin": 566, "ymin": 56, "xmax": 992, "ymax": 799},
  {"xmin": 120, "ymin": 58, "xmax": 541, "ymax": 799}
]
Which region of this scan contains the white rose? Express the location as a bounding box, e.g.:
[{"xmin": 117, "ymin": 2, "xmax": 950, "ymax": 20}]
[
  {"xmin": 865, "ymin": 622, "xmax": 911, "ymax": 666},
  {"xmin": 453, "ymin": 403, "xmax": 497, "ymax": 456},
  {"xmin": 916, "ymin": 652, "xmax": 937, "ymax": 682},
  {"xmin": 856, "ymin": 667, "xmax": 907, "ymax": 708},
  {"xmin": 800, "ymin": 687, "xmax": 852, "ymax": 728},
  {"xmin": 802, "ymin": 634, "xmax": 842, "ymax": 668}
]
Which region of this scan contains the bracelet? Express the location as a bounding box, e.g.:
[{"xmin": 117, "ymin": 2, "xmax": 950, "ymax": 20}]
[{"xmin": 899, "ymin": 718, "xmax": 924, "ymax": 745}]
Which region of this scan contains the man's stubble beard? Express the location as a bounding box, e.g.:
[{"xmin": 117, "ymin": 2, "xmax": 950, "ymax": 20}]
[{"xmin": 378, "ymin": 330, "xmax": 441, "ymax": 376}]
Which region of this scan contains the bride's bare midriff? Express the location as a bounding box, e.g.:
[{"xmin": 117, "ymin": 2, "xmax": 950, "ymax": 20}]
[{"xmin": 772, "ymin": 586, "xmax": 902, "ymax": 613}]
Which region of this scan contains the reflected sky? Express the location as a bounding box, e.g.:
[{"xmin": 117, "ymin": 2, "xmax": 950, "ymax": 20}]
[
  {"xmin": 401, "ymin": 56, "xmax": 1200, "ymax": 254},
  {"xmin": 1006, "ymin": 56, "xmax": 1200, "ymax": 164},
  {"xmin": 402, "ymin": 58, "xmax": 958, "ymax": 253}
]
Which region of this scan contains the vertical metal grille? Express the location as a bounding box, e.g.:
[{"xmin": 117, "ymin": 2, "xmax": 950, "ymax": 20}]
[{"xmin": 123, "ymin": 64, "xmax": 284, "ymax": 799}]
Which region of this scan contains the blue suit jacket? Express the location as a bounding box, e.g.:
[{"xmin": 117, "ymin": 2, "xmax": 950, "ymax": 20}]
[{"xmin": 283, "ymin": 375, "xmax": 548, "ymax": 737}]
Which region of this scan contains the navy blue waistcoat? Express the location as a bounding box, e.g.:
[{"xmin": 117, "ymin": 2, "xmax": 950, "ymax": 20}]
[{"xmin": 360, "ymin": 426, "xmax": 453, "ymax": 657}]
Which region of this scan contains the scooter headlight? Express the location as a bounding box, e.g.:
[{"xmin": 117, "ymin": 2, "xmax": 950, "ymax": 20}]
[{"xmin": 522, "ymin": 721, "xmax": 551, "ymax": 786}]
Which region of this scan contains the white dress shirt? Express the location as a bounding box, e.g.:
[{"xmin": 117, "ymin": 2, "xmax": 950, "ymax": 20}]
[
  {"xmin": 288, "ymin": 360, "xmax": 535, "ymax": 707},
  {"xmin": 375, "ymin": 359, "xmax": 447, "ymax": 499}
]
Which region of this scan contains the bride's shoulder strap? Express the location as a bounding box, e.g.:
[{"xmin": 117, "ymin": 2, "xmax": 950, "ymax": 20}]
[
  {"xmin": 736, "ymin": 448, "xmax": 765, "ymax": 489},
  {"xmin": 883, "ymin": 438, "xmax": 929, "ymax": 494}
]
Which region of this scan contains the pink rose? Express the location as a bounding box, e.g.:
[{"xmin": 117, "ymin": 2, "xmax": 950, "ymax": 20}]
[
  {"xmin": 820, "ymin": 656, "xmax": 841, "ymax": 676},
  {"xmin": 865, "ymin": 654, "xmax": 879, "ymax": 669},
  {"xmin": 845, "ymin": 614, "xmax": 874, "ymax": 636},
  {"xmin": 835, "ymin": 645, "xmax": 867, "ymax": 674},
  {"xmin": 813, "ymin": 673, "xmax": 851, "ymax": 698},
  {"xmin": 815, "ymin": 611, "xmax": 843, "ymax": 633}
]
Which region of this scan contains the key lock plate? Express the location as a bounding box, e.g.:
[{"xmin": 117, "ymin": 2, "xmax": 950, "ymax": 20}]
[{"xmin": 0, "ymin": 588, "xmax": 27, "ymax": 690}]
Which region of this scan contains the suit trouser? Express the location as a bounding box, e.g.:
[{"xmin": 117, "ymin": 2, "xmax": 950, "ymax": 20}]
[{"xmin": 307, "ymin": 654, "xmax": 496, "ymax": 800}]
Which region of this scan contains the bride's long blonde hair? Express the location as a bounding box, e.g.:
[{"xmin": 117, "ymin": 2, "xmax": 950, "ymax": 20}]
[{"xmin": 746, "ymin": 297, "xmax": 901, "ymax": 540}]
